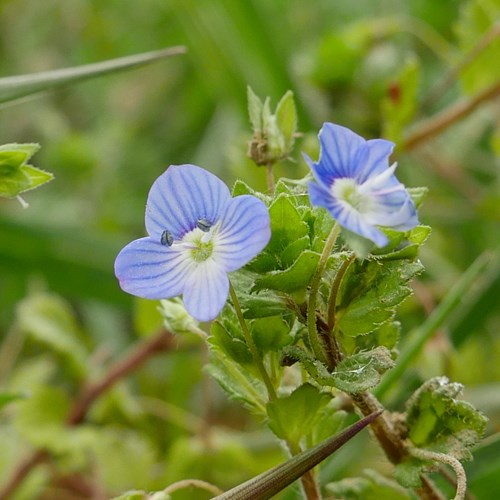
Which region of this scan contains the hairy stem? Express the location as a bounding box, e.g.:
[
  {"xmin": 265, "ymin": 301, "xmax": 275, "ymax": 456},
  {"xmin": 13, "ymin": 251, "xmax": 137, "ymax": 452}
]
[
  {"xmin": 410, "ymin": 447, "xmax": 467, "ymax": 500},
  {"xmin": 229, "ymin": 280, "xmax": 277, "ymax": 401},
  {"xmin": 266, "ymin": 163, "xmax": 276, "ymax": 192},
  {"xmin": 307, "ymin": 224, "xmax": 341, "ymax": 364}
]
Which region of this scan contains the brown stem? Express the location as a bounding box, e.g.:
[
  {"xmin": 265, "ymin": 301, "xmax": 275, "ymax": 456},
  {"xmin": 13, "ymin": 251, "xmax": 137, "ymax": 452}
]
[
  {"xmin": 299, "ymin": 470, "xmax": 322, "ymax": 500},
  {"xmin": 403, "ymin": 81, "xmax": 500, "ymax": 151},
  {"xmin": 417, "ymin": 475, "xmax": 447, "ymax": 500},
  {"xmin": 67, "ymin": 328, "xmax": 174, "ymax": 425},
  {"xmin": 350, "ymin": 392, "xmax": 406, "ymax": 464},
  {"xmin": 0, "ymin": 329, "xmax": 175, "ymax": 499}
]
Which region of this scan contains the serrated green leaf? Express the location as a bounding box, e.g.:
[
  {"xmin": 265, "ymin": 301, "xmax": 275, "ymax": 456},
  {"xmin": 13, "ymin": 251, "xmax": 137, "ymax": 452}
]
[
  {"xmin": 247, "ymin": 86, "xmax": 263, "ymax": 133},
  {"xmin": 267, "ymin": 194, "xmax": 309, "ymax": 255},
  {"xmin": 337, "ymin": 260, "xmax": 423, "ymax": 336},
  {"xmin": 372, "ymin": 226, "xmax": 431, "ymax": 261},
  {"xmin": 281, "ymin": 235, "xmax": 311, "ymax": 268},
  {"xmin": 267, "ymin": 384, "xmax": 330, "ymax": 445},
  {"xmin": 16, "ymin": 291, "xmax": 89, "ymax": 378},
  {"xmin": 0, "ymin": 46, "xmax": 185, "ymax": 104},
  {"xmin": 393, "ymin": 458, "xmax": 426, "ymax": 488},
  {"xmin": 347, "ymin": 321, "xmax": 401, "ymax": 354},
  {"xmin": 275, "ymin": 90, "xmax": 297, "ymax": 151},
  {"xmin": 313, "ymin": 407, "xmax": 347, "ymax": 445},
  {"xmin": 332, "ymin": 347, "xmax": 395, "ymax": 393},
  {"xmin": 229, "ymin": 270, "xmax": 288, "ymax": 318},
  {"xmin": 211, "ymin": 321, "xmax": 252, "ymax": 364},
  {"xmin": 232, "ymin": 178, "xmax": 257, "ymax": 197},
  {"xmin": 253, "ymin": 250, "xmax": 320, "ymax": 293},
  {"xmin": 206, "ymin": 345, "xmax": 267, "ymax": 415},
  {"xmin": 251, "ymin": 316, "xmax": 292, "ymax": 352},
  {"xmin": 0, "ymin": 143, "xmax": 53, "ymax": 198},
  {"xmin": 405, "ymin": 377, "xmax": 488, "ymax": 459}
]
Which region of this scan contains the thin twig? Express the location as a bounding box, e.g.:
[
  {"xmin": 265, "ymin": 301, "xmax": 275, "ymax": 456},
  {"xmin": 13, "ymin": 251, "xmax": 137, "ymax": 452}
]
[
  {"xmin": 0, "ymin": 329, "xmax": 175, "ymax": 499},
  {"xmin": 403, "ymin": 81, "xmax": 500, "ymax": 151}
]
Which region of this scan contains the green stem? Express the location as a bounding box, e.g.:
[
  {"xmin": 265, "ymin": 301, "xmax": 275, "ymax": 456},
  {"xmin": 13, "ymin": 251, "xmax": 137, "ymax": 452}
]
[
  {"xmin": 229, "ymin": 280, "xmax": 277, "ymax": 401},
  {"xmin": 266, "ymin": 163, "xmax": 276, "ymax": 193},
  {"xmin": 307, "ymin": 224, "xmax": 341, "ymax": 364},
  {"xmin": 326, "ymin": 253, "xmax": 355, "ymax": 331}
]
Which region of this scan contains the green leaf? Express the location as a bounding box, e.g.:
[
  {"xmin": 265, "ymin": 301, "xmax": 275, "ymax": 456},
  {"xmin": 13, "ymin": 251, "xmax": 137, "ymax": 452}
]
[
  {"xmin": 252, "ymin": 250, "xmax": 320, "ymax": 293},
  {"xmin": 267, "ymin": 194, "xmax": 309, "ymax": 255},
  {"xmin": 405, "ymin": 377, "xmax": 488, "ymax": 459},
  {"xmin": 211, "ymin": 321, "xmax": 252, "ymax": 364},
  {"xmin": 347, "ymin": 321, "xmax": 401, "ymax": 354},
  {"xmin": 0, "ymin": 46, "xmax": 186, "ymax": 104},
  {"xmin": 0, "ymin": 143, "xmax": 53, "ymax": 198},
  {"xmin": 332, "ymin": 347, "xmax": 395, "ymax": 393},
  {"xmin": 15, "ymin": 291, "xmax": 89, "ymax": 378},
  {"xmin": 229, "ymin": 271, "xmax": 289, "ymax": 318},
  {"xmin": 206, "ymin": 345, "xmax": 267, "ymax": 415},
  {"xmin": 251, "ymin": 316, "xmax": 292, "ymax": 352},
  {"xmin": 247, "ymin": 86, "xmax": 263, "ymax": 133},
  {"xmin": 267, "ymin": 384, "xmax": 330, "ymax": 445},
  {"xmin": 281, "ymin": 235, "xmax": 311, "ymax": 268},
  {"xmin": 275, "ymin": 90, "xmax": 297, "ymax": 151},
  {"xmin": 337, "ymin": 259, "xmax": 423, "ymax": 336},
  {"xmin": 393, "ymin": 458, "xmax": 426, "ymax": 488}
]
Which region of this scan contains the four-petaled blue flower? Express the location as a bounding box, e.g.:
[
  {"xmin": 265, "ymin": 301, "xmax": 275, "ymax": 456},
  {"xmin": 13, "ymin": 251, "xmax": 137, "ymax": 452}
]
[
  {"xmin": 114, "ymin": 164, "xmax": 271, "ymax": 322},
  {"xmin": 305, "ymin": 123, "xmax": 419, "ymax": 247}
]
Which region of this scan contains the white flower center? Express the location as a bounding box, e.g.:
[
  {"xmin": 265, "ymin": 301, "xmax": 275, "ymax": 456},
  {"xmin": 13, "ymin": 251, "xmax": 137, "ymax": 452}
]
[
  {"xmin": 176, "ymin": 224, "xmax": 220, "ymax": 263},
  {"xmin": 331, "ymin": 178, "xmax": 371, "ymax": 212}
]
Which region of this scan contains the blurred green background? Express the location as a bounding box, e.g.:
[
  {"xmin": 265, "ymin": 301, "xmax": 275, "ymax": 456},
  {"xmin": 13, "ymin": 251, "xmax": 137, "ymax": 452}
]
[{"xmin": 0, "ymin": 0, "xmax": 499, "ymax": 498}]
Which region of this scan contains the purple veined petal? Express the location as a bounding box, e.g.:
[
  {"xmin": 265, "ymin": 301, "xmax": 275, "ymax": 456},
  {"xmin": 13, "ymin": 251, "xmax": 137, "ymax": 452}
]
[
  {"xmin": 145, "ymin": 164, "xmax": 232, "ymax": 241},
  {"xmin": 183, "ymin": 260, "xmax": 229, "ymax": 322},
  {"xmin": 114, "ymin": 237, "xmax": 194, "ymax": 300},
  {"xmin": 308, "ymin": 180, "xmax": 337, "ymax": 211},
  {"xmin": 316, "ymin": 123, "xmax": 366, "ymax": 180},
  {"xmin": 355, "ymin": 139, "xmax": 395, "ymax": 184},
  {"xmin": 215, "ymin": 195, "xmax": 271, "ymax": 272},
  {"xmin": 366, "ymin": 196, "xmax": 419, "ymax": 231},
  {"xmin": 308, "ymin": 181, "xmax": 388, "ymax": 246}
]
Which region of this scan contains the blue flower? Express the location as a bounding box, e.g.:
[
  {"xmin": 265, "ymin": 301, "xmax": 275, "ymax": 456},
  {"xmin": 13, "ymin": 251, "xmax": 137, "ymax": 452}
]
[
  {"xmin": 115, "ymin": 164, "xmax": 271, "ymax": 322},
  {"xmin": 305, "ymin": 123, "xmax": 419, "ymax": 247}
]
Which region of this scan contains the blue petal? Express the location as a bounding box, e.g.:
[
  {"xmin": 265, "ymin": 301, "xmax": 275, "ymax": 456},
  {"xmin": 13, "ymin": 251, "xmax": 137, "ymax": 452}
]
[
  {"xmin": 314, "ymin": 123, "xmax": 366, "ymax": 182},
  {"xmin": 145, "ymin": 164, "xmax": 231, "ymax": 241},
  {"xmin": 114, "ymin": 237, "xmax": 193, "ymax": 299},
  {"xmin": 356, "ymin": 139, "xmax": 395, "ymax": 183},
  {"xmin": 183, "ymin": 261, "xmax": 229, "ymax": 322},
  {"xmin": 308, "ymin": 181, "xmax": 388, "ymax": 247},
  {"xmin": 215, "ymin": 195, "xmax": 271, "ymax": 272},
  {"xmin": 308, "ymin": 180, "xmax": 336, "ymax": 212}
]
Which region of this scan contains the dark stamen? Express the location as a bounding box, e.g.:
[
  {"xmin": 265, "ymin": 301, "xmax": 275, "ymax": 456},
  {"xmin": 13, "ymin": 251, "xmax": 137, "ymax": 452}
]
[
  {"xmin": 160, "ymin": 230, "xmax": 174, "ymax": 246},
  {"xmin": 196, "ymin": 217, "xmax": 212, "ymax": 232}
]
